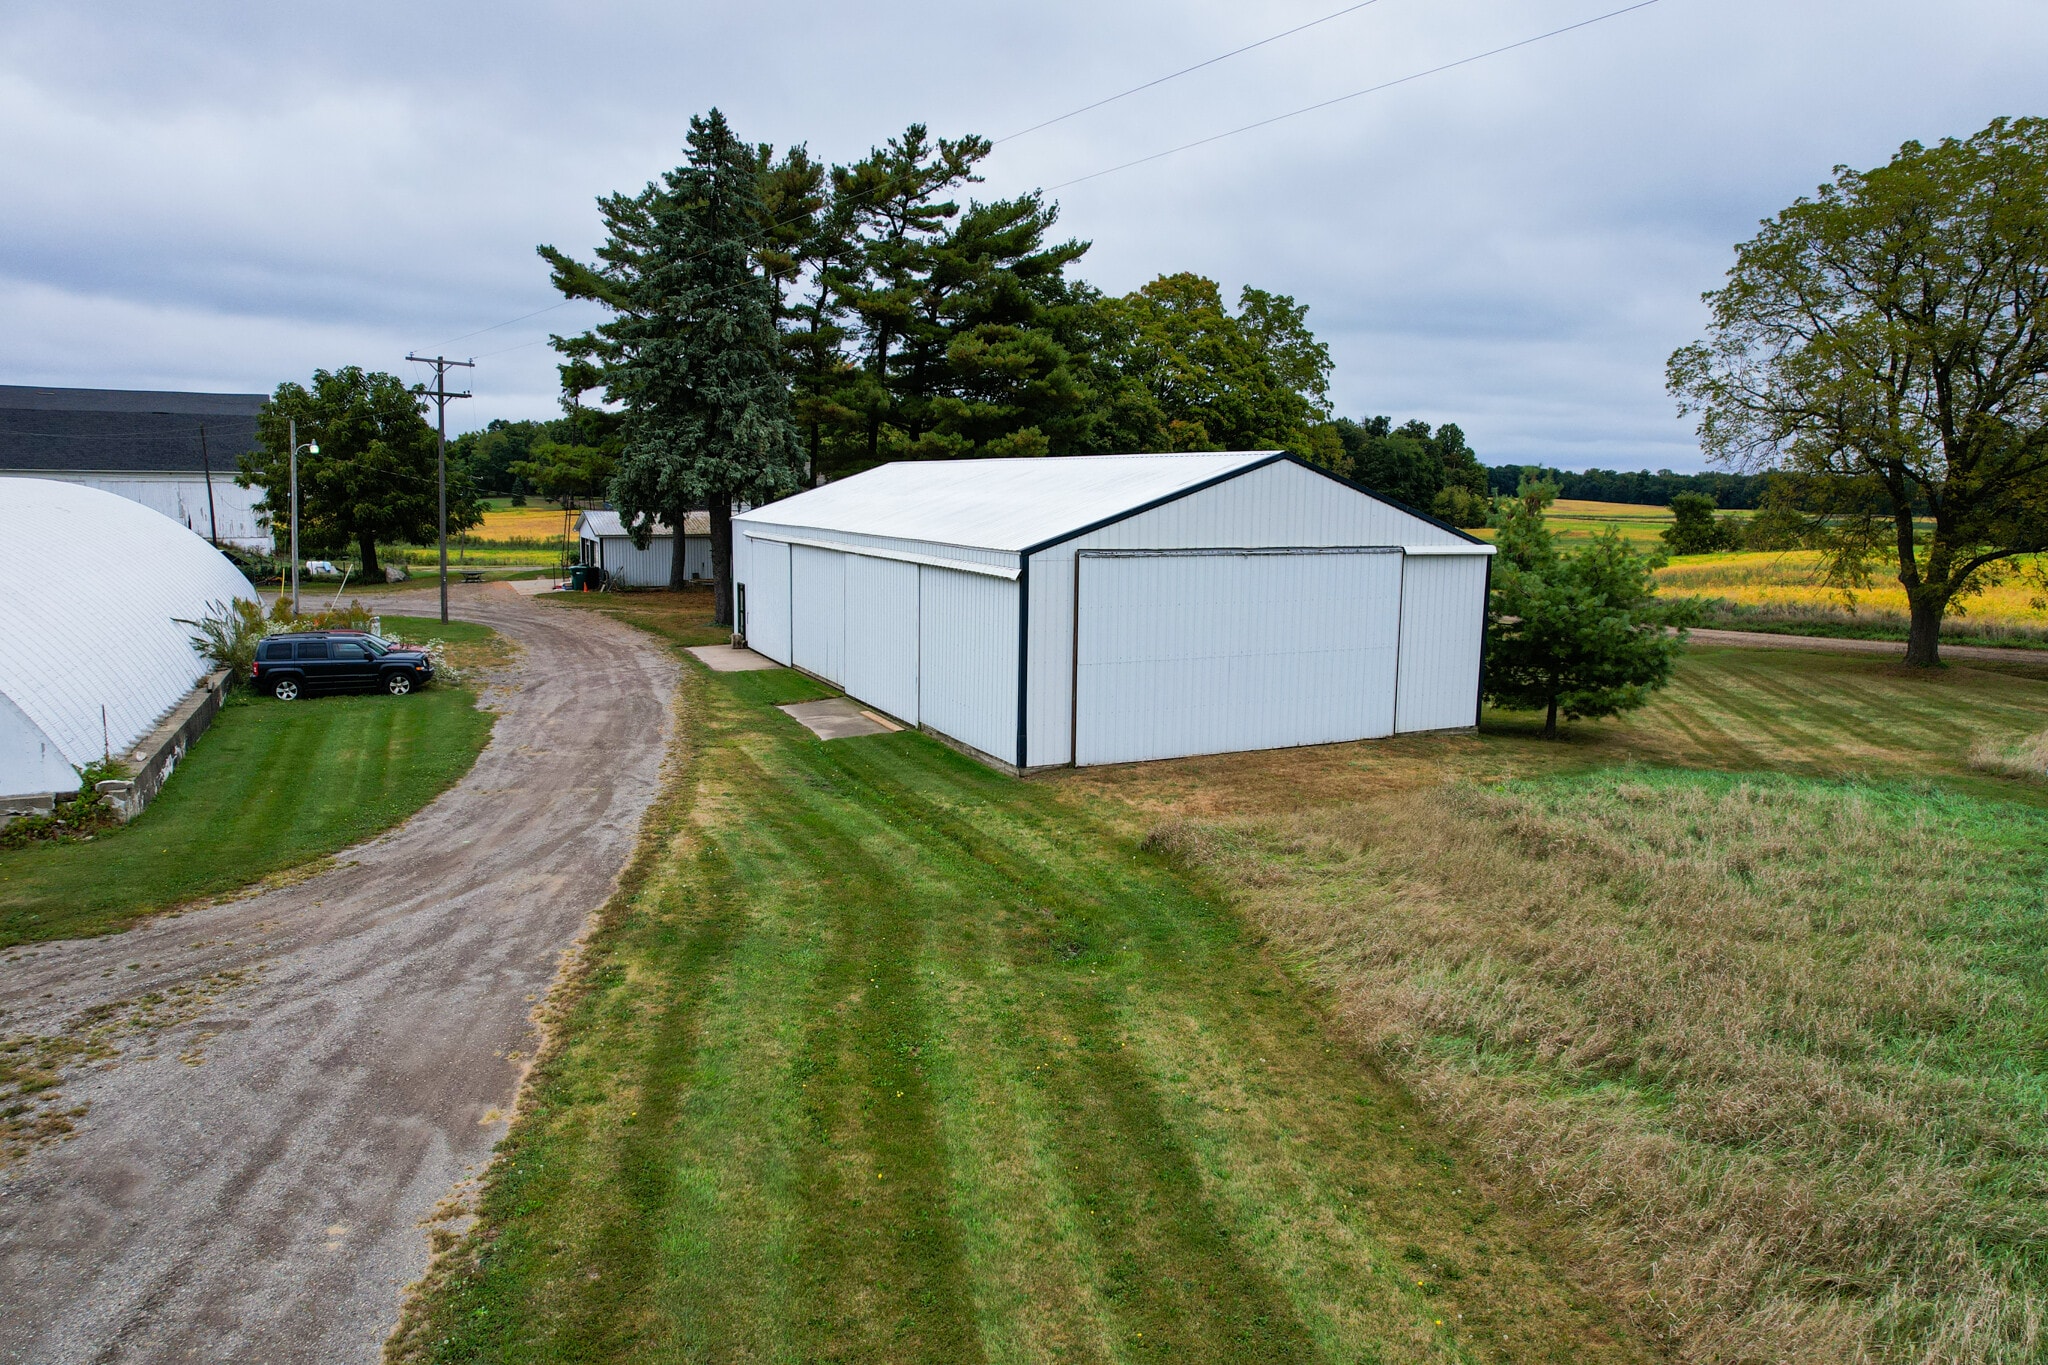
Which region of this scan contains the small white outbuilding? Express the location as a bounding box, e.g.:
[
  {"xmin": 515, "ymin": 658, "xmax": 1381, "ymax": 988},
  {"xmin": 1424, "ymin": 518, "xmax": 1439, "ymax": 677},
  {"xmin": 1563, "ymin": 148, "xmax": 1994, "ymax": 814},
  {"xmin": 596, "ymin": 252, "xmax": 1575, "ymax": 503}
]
[
  {"xmin": 576, "ymin": 509, "xmax": 713, "ymax": 587},
  {"xmin": 732, "ymin": 452, "xmax": 1495, "ymax": 769},
  {"xmin": 0, "ymin": 478, "xmax": 257, "ymax": 800}
]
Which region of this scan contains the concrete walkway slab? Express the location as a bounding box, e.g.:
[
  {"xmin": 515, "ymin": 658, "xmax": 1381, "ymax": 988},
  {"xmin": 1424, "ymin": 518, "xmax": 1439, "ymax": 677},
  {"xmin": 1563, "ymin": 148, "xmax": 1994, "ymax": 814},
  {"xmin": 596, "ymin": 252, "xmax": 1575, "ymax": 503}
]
[
  {"xmin": 688, "ymin": 644, "xmax": 782, "ymax": 672},
  {"xmin": 778, "ymin": 698, "xmax": 900, "ymax": 740}
]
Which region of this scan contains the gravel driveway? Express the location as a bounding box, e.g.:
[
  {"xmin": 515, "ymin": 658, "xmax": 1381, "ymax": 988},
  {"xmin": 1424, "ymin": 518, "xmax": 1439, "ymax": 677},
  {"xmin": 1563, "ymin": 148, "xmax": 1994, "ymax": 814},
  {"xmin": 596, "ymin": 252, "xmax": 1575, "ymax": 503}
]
[{"xmin": 0, "ymin": 586, "xmax": 675, "ymax": 1364}]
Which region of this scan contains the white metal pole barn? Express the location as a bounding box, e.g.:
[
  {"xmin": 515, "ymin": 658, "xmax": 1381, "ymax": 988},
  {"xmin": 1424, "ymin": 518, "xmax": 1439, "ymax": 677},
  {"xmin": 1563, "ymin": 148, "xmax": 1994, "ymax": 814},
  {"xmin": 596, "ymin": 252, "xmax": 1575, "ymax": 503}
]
[{"xmin": 730, "ymin": 452, "xmax": 1494, "ymax": 771}]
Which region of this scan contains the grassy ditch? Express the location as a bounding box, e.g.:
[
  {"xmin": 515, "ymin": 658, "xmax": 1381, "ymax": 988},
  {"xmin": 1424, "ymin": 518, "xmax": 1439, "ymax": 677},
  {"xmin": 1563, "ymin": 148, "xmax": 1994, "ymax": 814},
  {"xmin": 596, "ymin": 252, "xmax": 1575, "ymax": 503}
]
[
  {"xmin": 1146, "ymin": 771, "xmax": 2048, "ymax": 1364},
  {"xmin": 0, "ymin": 615, "xmax": 499, "ymax": 947},
  {"xmin": 388, "ymin": 599, "xmax": 1651, "ymax": 1365}
]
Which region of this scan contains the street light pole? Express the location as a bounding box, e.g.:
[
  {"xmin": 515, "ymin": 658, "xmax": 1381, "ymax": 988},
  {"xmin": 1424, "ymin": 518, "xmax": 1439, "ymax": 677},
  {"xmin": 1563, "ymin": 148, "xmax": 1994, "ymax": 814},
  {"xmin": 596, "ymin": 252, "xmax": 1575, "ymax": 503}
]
[
  {"xmin": 405, "ymin": 354, "xmax": 474, "ymax": 624},
  {"xmin": 286, "ymin": 419, "xmax": 319, "ymax": 618},
  {"xmin": 288, "ymin": 417, "xmax": 301, "ymax": 617}
]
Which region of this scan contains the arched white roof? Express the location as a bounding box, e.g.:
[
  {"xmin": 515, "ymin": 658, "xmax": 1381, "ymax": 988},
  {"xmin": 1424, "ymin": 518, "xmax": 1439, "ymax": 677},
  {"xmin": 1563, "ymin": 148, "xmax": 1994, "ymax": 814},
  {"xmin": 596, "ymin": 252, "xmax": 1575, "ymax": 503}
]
[{"xmin": 0, "ymin": 477, "xmax": 255, "ymax": 794}]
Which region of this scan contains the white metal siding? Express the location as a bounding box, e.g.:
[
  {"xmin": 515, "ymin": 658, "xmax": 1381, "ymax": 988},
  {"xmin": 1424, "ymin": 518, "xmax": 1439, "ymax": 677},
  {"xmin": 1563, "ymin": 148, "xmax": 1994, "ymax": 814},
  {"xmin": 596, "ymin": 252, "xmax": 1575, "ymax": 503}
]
[
  {"xmin": 1024, "ymin": 460, "xmax": 1474, "ymax": 766},
  {"xmin": 1073, "ymin": 550, "xmax": 1402, "ymax": 766},
  {"xmin": 790, "ymin": 545, "xmax": 846, "ymax": 684},
  {"xmin": 918, "ymin": 567, "xmax": 1018, "ymax": 764},
  {"xmin": 1395, "ymin": 554, "xmax": 1488, "ymax": 733},
  {"xmin": 844, "ymin": 556, "xmax": 920, "ymax": 725},
  {"xmin": 596, "ymin": 533, "xmax": 673, "ymax": 588},
  {"xmin": 739, "ymin": 533, "xmax": 793, "ymax": 664}
]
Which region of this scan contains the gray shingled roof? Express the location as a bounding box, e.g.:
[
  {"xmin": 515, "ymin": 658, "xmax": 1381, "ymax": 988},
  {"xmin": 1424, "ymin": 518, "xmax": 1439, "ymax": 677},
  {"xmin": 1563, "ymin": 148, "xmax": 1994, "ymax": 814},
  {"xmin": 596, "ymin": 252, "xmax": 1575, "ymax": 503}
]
[{"xmin": 0, "ymin": 385, "xmax": 266, "ymax": 475}]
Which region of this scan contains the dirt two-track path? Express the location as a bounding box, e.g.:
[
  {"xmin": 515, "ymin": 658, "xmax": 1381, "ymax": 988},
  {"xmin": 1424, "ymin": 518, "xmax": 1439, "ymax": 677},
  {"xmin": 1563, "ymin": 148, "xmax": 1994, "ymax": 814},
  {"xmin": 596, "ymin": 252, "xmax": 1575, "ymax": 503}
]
[{"xmin": 0, "ymin": 586, "xmax": 674, "ymax": 1364}]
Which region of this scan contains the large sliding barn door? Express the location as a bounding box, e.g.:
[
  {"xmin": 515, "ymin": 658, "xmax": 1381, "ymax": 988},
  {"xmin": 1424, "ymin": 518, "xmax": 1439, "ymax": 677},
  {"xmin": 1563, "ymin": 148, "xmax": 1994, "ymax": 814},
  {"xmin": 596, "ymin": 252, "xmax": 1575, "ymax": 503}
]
[{"xmin": 1073, "ymin": 548, "xmax": 1402, "ymax": 766}]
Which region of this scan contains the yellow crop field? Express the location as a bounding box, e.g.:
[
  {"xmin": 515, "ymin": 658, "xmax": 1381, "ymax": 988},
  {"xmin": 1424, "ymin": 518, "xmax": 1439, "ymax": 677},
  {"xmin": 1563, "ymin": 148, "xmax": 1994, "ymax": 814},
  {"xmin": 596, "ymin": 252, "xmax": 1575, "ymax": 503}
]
[
  {"xmin": 1469, "ymin": 499, "xmax": 1699, "ymax": 547},
  {"xmin": 476, "ymin": 506, "xmax": 578, "ymax": 541},
  {"xmin": 1658, "ymin": 551, "xmax": 2048, "ymax": 635}
]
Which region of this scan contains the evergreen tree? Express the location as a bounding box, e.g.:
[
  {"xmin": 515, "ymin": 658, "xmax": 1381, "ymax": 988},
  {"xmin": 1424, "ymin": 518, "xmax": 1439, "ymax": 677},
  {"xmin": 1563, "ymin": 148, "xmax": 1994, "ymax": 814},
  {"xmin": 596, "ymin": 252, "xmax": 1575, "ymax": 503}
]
[
  {"xmin": 1485, "ymin": 478, "xmax": 1697, "ymax": 737},
  {"xmin": 541, "ymin": 108, "xmax": 804, "ymax": 620}
]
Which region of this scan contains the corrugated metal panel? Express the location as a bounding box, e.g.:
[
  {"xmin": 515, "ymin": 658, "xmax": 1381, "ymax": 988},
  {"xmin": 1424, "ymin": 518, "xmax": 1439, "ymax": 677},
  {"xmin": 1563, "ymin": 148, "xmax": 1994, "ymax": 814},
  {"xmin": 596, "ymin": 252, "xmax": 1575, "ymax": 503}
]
[
  {"xmin": 594, "ymin": 533, "xmax": 673, "ymax": 588},
  {"xmin": 1024, "ymin": 460, "xmax": 1473, "ymax": 765},
  {"xmin": 1074, "ymin": 549, "xmax": 1402, "ymax": 765},
  {"xmin": 1395, "ymin": 554, "xmax": 1488, "ymax": 733},
  {"xmin": 917, "ymin": 567, "xmax": 1018, "ymax": 764},
  {"xmin": 0, "ymin": 478, "xmax": 256, "ymax": 792},
  {"xmin": 790, "ymin": 545, "xmax": 846, "ymax": 684},
  {"xmin": 737, "ymin": 518, "xmax": 1017, "ymax": 575},
  {"xmin": 1063, "ymin": 459, "xmax": 1467, "ymax": 552},
  {"xmin": 738, "ymin": 532, "xmax": 792, "ymax": 664},
  {"xmin": 844, "ymin": 556, "xmax": 919, "ymax": 724},
  {"xmin": 733, "ymin": 452, "xmax": 1277, "ymax": 553}
]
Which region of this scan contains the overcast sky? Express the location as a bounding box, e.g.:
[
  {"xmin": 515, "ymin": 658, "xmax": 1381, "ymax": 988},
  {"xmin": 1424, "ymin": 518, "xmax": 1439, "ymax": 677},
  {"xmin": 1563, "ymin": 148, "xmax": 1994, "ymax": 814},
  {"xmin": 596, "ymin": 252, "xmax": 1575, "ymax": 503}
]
[{"xmin": 3, "ymin": 1, "xmax": 2043, "ymax": 470}]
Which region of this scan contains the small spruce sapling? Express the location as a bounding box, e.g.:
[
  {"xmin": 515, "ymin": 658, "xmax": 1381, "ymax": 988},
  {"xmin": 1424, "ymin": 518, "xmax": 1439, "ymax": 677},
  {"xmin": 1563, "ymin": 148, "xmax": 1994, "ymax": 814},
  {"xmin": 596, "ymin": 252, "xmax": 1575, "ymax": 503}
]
[{"xmin": 1485, "ymin": 477, "xmax": 1699, "ymax": 737}]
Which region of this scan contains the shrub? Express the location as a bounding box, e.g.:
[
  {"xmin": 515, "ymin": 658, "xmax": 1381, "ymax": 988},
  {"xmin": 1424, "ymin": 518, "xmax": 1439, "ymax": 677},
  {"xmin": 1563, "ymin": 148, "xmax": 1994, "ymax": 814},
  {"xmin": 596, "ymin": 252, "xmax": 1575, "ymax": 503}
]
[
  {"xmin": 1661, "ymin": 492, "xmax": 1743, "ymax": 554},
  {"xmin": 1429, "ymin": 484, "xmax": 1493, "ymax": 528},
  {"xmin": 0, "ymin": 759, "xmax": 127, "ymax": 849},
  {"xmin": 179, "ymin": 598, "xmax": 269, "ymax": 682}
]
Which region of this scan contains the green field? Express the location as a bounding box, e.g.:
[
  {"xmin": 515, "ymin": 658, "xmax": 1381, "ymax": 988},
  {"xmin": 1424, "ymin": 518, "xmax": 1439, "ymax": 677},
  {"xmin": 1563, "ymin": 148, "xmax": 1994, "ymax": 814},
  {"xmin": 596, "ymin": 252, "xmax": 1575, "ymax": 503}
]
[
  {"xmin": 0, "ymin": 616, "xmax": 497, "ymax": 947},
  {"xmin": 391, "ymin": 596, "xmax": 2048, "ymax": 1364}
]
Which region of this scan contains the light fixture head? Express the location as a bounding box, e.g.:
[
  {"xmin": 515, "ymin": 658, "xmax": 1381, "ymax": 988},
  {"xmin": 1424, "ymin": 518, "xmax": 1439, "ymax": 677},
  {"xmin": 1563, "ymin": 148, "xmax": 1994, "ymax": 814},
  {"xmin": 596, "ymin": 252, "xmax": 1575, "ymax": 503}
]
[{"xmin": 307, "ymin": 442, "xmax": 320, "ymax": 454}]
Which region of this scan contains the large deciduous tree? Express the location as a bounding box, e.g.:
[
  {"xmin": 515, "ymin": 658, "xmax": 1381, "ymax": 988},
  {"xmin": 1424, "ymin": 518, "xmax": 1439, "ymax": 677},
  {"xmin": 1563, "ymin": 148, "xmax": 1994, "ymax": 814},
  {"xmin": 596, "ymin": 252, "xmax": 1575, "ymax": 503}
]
[
  {"xmin": 240, "ymin": 366, "xmax": 479, "ymax": 581},
  {"xmin": 1485, "ymin": 479, "xmax": 1696, "ymax": 737},
  {"xmin": 543, "ymin": 109, "xmax": 805, "ymax": 619},
  {"xmin": 1669, "ymin": 116, "xmax": 2048, "ymax": 666}
]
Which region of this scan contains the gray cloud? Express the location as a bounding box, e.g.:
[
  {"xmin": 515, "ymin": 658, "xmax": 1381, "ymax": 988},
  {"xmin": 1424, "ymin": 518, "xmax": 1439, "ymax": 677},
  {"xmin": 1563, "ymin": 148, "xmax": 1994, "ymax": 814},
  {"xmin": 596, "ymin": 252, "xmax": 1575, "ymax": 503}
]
[{"xmin": 3, "ymin": 0, "xmax": 2043, "ymax": 469}]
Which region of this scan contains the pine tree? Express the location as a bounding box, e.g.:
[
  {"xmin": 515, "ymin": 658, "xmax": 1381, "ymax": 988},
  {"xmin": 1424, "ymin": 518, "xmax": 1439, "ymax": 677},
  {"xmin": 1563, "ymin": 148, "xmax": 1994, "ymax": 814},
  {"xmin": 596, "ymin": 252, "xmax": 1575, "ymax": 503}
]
[
  {"xmin": 541, "ymin": 109, "xmax": 803, "ymax": 621},
  {"xmin": 1485, "ymin": 478, "xmax": 1698, "ymax": 737}
]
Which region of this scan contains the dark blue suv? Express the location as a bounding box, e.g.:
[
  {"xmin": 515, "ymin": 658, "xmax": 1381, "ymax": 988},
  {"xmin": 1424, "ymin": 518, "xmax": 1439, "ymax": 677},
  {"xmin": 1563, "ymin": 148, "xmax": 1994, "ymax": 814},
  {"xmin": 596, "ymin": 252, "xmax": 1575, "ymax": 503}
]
[{"xmin": 251, "ymin": 631, "xmax": 435, "ymax": 700}]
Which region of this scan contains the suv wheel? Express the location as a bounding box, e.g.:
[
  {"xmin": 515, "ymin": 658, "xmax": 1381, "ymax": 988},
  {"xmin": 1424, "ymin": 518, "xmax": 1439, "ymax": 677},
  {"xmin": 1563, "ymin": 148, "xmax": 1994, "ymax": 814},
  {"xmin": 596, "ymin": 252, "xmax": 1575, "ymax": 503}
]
[
  {"xmin": 386, "ymin": 672, "xmax": 414, "ymax": 696},
  {"xmin": 272, "ymin": 676, "xmax": 301, "ymax": 701}
]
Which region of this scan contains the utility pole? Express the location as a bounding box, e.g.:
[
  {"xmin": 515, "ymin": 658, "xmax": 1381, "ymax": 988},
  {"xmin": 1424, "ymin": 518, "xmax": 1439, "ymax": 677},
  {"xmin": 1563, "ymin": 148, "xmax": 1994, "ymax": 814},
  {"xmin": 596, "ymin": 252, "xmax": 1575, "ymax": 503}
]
[
  {"xmin": 406, "ymin": 354, "xmax": 474, "ymax": 624},
  {"xmin": 199, "ymin": 422, "xmax": 219, "ymax": 548},
  {"xmin": 288, "ymin": 417, "xmax": 301, "ymax": 617}
]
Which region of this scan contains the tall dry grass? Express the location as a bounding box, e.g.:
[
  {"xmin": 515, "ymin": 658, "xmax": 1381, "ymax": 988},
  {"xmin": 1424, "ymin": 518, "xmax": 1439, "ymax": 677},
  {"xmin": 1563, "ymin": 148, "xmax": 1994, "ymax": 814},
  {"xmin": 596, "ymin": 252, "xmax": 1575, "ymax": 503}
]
[
  {"xmin": 1149, "ymin": 773, "xmax": 2048, "ymax": 1364},
  {"xmin": 1970, "ymin": 731, "xmax": 2048, "ymax": 781}
]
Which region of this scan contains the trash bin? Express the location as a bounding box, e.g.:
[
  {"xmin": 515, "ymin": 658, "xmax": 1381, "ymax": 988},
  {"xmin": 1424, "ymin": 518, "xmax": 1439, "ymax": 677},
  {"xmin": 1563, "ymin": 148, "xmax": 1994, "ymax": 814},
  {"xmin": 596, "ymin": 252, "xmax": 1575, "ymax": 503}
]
[{"xmin": 567, "ymin": 565, "xmax": 588, "ymax": 591}]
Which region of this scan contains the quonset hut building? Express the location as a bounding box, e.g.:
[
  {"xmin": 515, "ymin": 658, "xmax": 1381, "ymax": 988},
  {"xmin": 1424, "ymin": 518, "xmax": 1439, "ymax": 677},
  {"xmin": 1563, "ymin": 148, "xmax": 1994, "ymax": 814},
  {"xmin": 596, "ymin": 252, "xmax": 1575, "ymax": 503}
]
[
  {"xmin": 732, "ymin": 452, "xmax": 1495, "ymax": 769},
  {"xmin": 0, "ymin": 479, "xmax": 257, "ymax": 802}
]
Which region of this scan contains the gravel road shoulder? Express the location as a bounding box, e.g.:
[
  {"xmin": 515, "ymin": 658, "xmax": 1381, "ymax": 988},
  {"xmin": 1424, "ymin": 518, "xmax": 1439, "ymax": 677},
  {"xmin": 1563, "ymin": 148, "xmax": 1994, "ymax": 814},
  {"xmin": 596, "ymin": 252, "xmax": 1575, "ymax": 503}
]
[{"xmin": 0, "ymin": 585, "xmax": 675, "ymax": 1364}]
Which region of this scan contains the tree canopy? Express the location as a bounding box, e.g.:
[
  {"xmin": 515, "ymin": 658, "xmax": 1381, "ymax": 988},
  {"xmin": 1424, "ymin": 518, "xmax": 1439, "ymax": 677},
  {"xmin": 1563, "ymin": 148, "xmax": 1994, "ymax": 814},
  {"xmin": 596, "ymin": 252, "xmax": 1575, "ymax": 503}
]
[
  {"xmin": 1669, "ymin": 115, "xmax": 2048, "ymax": 665},
  {"xmin": 239, "ymin": 366, "xmax": 480, "ymax": 580},
  {"xmin": 1334, "ymin": 416, "xmax": 1489, "ymax": 524},
  {"xmin": 544, "ymin": 108, "xmax": 806, "ymax": 615},
  {"xmin": 1485, "ymin": 479, "xmax": 1695, "ymax": 736},
  {"xmin": 1661, "ymin": 492, "xmax": 1743, "ymax": 555}
]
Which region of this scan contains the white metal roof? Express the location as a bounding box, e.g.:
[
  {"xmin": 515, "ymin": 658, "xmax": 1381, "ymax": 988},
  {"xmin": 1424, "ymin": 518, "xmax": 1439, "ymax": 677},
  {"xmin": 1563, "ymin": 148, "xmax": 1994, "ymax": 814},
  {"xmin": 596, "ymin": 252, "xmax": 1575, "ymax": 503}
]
[
  {"xmin": 736, "ymin": 452, "xmax": 1283, "ymax": 554},
  {"xmin": 0, "ymin": 478, "xmax": 256, "ymax": 786},
  {"xmin": 578, "ymin": 509, "xmax": 709, "ymax": 539}
]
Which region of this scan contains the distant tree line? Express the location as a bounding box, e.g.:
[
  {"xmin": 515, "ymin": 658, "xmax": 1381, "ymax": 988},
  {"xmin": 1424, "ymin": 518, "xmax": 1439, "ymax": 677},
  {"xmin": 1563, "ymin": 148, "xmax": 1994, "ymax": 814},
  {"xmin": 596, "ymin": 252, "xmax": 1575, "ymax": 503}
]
[{"xmin": 1483, "ymin": 465, "xmax": 1770, "ymax": 509}]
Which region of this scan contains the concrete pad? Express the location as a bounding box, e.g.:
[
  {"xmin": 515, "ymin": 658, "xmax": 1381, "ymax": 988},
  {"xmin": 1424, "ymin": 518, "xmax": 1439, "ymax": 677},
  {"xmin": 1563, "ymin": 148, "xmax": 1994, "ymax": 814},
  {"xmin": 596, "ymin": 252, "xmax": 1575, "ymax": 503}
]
[
  {"xmin": 779, "ymin": 698, "xmax": 897, "ymax": 740},
  {"xmin": 689, "ymin": 644, "xmax": 783, "ymax": 672}
]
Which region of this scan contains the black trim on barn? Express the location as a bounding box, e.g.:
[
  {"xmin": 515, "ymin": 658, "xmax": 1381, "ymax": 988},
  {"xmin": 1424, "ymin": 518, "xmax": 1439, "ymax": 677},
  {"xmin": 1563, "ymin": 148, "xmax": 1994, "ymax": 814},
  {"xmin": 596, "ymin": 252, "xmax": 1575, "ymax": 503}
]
[{"xmin": 1015, "ymin": 555, "xmax": 1030, "ymax": 770}]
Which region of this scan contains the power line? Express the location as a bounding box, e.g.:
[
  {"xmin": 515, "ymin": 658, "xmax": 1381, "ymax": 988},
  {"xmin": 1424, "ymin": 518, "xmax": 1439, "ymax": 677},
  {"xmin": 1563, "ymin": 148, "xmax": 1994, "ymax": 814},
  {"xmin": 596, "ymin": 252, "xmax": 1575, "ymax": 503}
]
[
  {"xmin": 995, "ymin": 0, "xmax": 1388, "ymax": 144},
  {"xmin": 425, "ymin": 0, "xmax": 1667, "ymax": 362},
  {"xmin": 1046, "ymin": 0, "xmax": 1667, "ymax": 192}
]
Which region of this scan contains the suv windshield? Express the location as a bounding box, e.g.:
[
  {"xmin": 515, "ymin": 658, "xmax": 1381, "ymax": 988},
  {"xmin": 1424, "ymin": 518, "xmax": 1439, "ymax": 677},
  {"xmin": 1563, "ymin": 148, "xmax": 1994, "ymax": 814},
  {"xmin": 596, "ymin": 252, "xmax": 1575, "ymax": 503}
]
[{"xmin": 361, "ymin": 636, "xmax": 390, "ymax": 657}]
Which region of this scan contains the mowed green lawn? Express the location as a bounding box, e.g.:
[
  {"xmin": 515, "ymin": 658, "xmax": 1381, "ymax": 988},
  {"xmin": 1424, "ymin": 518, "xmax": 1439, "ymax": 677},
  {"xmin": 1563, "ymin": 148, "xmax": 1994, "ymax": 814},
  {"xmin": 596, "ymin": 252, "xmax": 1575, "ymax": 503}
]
[
  {"xmin": 0, "ymin": 615, "xmax": 496, "ymax": 947},
  {"xmin": 392, "ymin": 595, "xmax": 2048, "ymax": 1363},
  {"xmin": 390, "ymin": 633, "xmax": 1650, "ymax": 1364}
]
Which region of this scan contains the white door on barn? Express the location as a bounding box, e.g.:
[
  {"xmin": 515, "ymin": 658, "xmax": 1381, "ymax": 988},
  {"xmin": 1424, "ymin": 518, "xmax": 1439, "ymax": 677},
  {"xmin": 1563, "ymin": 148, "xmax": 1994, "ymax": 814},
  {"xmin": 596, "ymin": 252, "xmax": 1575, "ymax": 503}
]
[
  {"xmin": 843, "ymin": 555, "xmax": 920, "ymax": 724},
  {"xmin": 790, "ymin": 545, "xmax": 847, "ymax": 685},
  {"xmin": 1072, "ymin": 548, "xmax": 1402, "ymax": 766}
]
